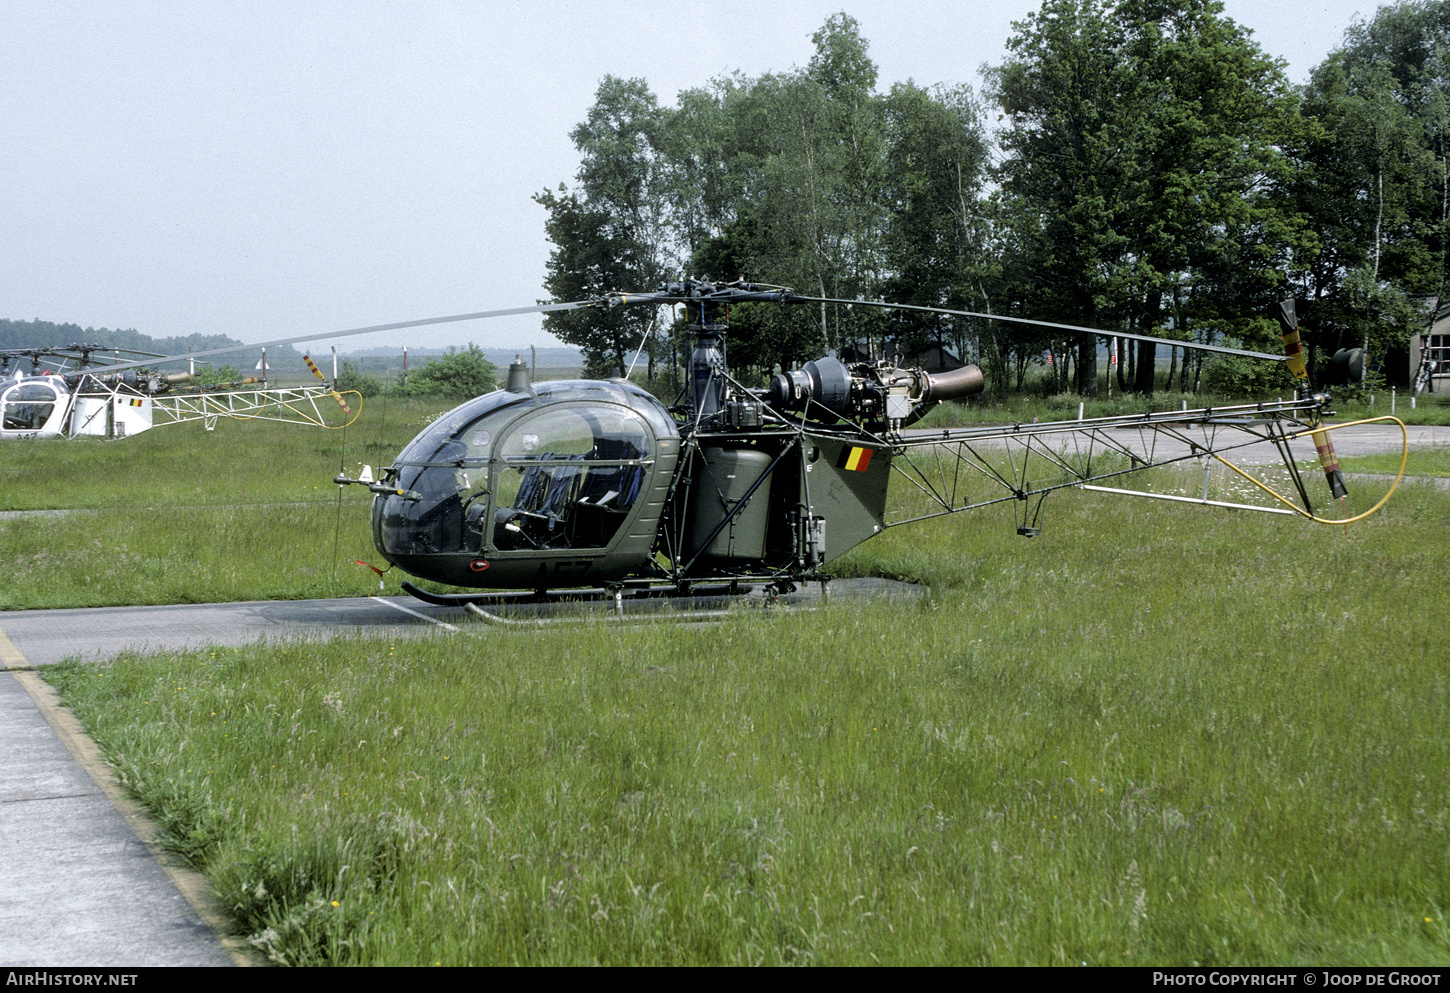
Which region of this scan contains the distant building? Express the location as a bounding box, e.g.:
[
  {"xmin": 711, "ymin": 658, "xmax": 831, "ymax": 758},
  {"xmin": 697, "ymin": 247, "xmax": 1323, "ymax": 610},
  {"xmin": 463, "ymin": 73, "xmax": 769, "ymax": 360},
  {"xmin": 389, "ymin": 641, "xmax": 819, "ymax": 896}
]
[{"xmin": 1411, "ymin": 301, "xmax": 1450, "ymax": 392}]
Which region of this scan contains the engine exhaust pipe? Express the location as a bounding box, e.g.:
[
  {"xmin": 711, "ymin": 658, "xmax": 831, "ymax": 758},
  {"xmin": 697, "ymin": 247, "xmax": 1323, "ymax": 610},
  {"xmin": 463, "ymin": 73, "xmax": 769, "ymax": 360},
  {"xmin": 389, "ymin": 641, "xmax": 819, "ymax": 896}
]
[{"xmin": 921, "ymin": 364, "xmax": 985, "ymax": 402}]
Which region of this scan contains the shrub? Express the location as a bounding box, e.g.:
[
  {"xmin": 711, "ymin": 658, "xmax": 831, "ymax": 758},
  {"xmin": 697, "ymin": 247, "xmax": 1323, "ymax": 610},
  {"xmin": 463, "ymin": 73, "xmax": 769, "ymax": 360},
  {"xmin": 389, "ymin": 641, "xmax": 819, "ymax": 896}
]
[
  {"xmin": 335, "ymin": 360, "xmax": 384, "ymax": 398},
  {"xmin": 404, "ymin": 344, "xmax": 497, "ymax": 400}
]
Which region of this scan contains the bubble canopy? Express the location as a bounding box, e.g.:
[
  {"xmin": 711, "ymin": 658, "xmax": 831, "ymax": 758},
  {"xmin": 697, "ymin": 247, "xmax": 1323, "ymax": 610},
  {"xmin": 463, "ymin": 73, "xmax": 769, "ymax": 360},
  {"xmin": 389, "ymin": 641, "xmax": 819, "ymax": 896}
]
[
  {"xmin": 373, "ymin": 380, "xmax": 678, "ymax": 580},
  {"xmin": 393, "ymin": 380, "xmax": 673, "ymax": 467}
]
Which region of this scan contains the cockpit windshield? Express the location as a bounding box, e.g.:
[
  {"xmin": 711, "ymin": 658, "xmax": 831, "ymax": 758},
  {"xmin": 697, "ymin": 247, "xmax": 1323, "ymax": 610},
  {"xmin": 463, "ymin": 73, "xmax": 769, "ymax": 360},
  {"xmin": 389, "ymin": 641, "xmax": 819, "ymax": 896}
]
[
  {"xmin": 392, "ymin": 380, "xmax": 673, "ymax": 468},
  {"xmin": 376, "ymin": 382, "xmax": 671, "ymax": 560},
  {"xmin": 487, "ymin": 404, "xmax": 651, "ymax": 552},
  {"xmin": 395, "ymin": 391, "xmax": 535, "ymax": 466},
  {"xmin": 2, "ymin": 380, "xmax": 60, "ymax": 432}
]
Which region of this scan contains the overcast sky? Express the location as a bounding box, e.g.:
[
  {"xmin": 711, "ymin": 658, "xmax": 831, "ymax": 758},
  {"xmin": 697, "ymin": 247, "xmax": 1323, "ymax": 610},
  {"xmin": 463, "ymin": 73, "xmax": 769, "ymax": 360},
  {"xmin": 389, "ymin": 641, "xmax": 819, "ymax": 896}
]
[{"xmin": 2, "ymin": 0, "xmax": 1377, "ymax": 356}]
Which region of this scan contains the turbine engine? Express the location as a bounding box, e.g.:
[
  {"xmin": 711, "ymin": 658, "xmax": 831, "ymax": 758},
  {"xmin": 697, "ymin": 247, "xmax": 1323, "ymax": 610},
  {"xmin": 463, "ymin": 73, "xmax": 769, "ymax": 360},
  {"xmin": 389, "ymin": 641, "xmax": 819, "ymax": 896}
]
[{"xmin": 767, "ymin": 355, "xmax": 984, "ymax": 428}]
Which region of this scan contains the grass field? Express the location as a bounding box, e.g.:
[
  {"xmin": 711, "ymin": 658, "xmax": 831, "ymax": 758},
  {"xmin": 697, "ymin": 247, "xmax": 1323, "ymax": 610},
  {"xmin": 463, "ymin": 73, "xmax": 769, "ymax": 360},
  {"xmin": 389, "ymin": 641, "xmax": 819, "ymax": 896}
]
[
  {"xmin": 9, "ymin": 396, "xmax": 1450, "ymax": 965},
  {"xmin": 1340, "ymin": 447, "xmax": 1450, "ymax": 479},
  {"xmin": 913, "ymin": 388, "xmax": 1450, "ymax": 429},
  {"xmin": 0, "ymin": 395, "xmax": 436, "ymax": 512},
  {"xmin": 0, "ymin": 399, "xmax": 440, "ymax": 609}
]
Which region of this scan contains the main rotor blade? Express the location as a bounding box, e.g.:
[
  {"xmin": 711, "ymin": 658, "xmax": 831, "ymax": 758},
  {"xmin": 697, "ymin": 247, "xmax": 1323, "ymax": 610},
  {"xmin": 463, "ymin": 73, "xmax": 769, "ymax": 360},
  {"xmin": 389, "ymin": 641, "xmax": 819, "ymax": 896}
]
[
  {"xmin": 789, "ymin": 296, "xmax": 1287, "ymax": 363},
  {"xmin": 79, "ymin": 301, "xmax": 596, "ymax": 376}
]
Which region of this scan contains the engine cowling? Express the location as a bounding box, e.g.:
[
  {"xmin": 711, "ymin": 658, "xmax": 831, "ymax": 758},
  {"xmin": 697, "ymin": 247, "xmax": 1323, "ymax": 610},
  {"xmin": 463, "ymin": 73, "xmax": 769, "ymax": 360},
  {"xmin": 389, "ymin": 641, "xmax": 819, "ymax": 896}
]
[{"xmin": 767, "ymin": 358, "xmax": 984, "ymax": 427}]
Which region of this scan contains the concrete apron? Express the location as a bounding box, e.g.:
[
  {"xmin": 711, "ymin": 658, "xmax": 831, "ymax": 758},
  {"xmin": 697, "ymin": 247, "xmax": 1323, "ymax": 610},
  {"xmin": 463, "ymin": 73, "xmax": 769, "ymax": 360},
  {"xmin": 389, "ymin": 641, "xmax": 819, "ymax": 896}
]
[{"xmin": 0, "ymin": 632, "xmax": 249, "ymax": 967}]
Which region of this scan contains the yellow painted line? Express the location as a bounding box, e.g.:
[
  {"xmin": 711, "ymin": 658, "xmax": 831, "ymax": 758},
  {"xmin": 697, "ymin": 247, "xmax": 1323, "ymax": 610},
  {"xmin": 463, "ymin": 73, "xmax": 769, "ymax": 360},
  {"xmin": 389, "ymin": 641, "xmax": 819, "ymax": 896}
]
[{"xmin": 0, "ymin": 623, "xmax": 28, "ymax": 668}]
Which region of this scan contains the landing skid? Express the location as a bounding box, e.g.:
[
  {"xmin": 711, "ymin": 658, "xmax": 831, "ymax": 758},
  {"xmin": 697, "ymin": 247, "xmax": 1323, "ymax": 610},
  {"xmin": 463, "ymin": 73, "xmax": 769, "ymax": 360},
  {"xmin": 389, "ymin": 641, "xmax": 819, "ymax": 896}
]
[
  {"xmin": 400, "ymin": 579, "xmax": 752, "ymax": 608},
  {"xmin": 398, "ymin": 577, "xmax": 915, "ymax": 628}
]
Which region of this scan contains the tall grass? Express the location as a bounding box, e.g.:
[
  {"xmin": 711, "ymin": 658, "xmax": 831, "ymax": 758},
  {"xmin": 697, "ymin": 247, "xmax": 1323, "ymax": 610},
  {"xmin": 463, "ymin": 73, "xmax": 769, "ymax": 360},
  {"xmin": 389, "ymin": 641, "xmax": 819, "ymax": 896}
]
[
  {"xmin": 0, "ymin": 398, "xmax": 452, "ymax": 608},
  {"xmin": 38, "ymin": 474, "xmax": 1450, "ymax": 965},
  {"xmin": 0, "ymin": 396, "xmax": 446, "ymax": 511},
  {"xmin": 1340, "ymin": 447, "xmax": 1450, "ymax": 479}
]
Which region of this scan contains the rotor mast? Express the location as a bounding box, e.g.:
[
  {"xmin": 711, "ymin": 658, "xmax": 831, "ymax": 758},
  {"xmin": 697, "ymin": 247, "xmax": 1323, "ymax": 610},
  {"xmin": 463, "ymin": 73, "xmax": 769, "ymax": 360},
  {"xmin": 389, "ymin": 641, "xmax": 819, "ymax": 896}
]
[{"xmin": 686, "ymin": 284, "xmax": 730, "ymax": 420}]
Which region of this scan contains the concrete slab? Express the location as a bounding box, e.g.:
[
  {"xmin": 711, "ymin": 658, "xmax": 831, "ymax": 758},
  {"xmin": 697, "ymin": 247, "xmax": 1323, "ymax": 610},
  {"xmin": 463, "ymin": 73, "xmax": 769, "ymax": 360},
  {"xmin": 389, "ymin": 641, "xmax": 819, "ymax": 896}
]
[{"xmin": 0, "ymin": 673, "xmax": 236, "ymax": 966}]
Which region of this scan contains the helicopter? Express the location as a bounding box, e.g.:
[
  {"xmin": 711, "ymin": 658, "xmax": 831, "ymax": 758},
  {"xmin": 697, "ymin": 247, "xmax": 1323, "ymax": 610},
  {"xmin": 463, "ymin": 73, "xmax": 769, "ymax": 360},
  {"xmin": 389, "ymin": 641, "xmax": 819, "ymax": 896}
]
[
  {"xmin": 321, "ymin": 278, "xmax": 1404, "ymax": 607},
  {"xmin": 0, "ymin": 342, "xmax": 359, "ymax": 440}
]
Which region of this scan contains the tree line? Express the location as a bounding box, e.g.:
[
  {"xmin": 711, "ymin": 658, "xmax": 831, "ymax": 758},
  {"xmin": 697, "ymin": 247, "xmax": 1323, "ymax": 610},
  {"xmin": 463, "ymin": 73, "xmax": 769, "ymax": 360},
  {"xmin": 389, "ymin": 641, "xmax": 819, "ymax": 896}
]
[
  {"xmin": 537, "ymin": 1, "xmax": 1450, "ymax": 397},
  {"xmin": 0, "ymin": 317, "xmax": 499, "ymax": 400},
  {"xmin": 0, "ymin": 318, "xmax": 248, "ymax": 363}
]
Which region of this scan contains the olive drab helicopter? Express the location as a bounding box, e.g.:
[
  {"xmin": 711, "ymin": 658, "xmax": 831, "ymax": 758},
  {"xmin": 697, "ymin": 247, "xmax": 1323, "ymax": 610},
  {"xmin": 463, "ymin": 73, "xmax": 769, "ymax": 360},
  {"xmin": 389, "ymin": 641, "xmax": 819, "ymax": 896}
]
[
  {"xmin": 322, "ymin": 279, "xmax": 1406, "ymax": 607},
  {"xmin": 0, "ymin": 342, "xmax": 360, "ymax": 440}
]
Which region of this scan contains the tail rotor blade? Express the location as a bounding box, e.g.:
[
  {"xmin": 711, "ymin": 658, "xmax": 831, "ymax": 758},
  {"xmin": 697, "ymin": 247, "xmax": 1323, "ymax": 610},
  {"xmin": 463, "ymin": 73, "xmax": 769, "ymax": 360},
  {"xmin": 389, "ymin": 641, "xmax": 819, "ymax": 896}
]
[
  {"xmin": 1278, "ymin": 298, "xmax": 1348, "ymax": 500},
  {"xmin": 1314, "ymin": 432, "xmax": 1350, "ymax": 501},
  {"xmin": 1277, "ymin": 298, "xmax": 1309, "ymax": 383}
]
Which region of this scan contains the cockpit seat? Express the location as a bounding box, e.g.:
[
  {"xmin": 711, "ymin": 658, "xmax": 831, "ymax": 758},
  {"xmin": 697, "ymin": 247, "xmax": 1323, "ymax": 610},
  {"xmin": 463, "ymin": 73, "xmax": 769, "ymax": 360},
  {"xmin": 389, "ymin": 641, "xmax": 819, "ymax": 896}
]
[
  {"xmin": 491, "ymin": 445, "xmax": 646, "ymax": 551},
  {"xmin": 493, "ymin": 454, "xmax": 585, "ymax": 549}
]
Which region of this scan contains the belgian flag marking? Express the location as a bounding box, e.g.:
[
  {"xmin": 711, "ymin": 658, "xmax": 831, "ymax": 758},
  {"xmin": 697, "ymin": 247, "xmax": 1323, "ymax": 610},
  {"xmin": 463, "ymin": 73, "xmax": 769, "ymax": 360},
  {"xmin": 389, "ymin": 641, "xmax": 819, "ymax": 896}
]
[
  {"xmin": 127, "ymin": 398, "xmax": 144, "ymax": 407},
  {"xmin": 837, "ymin": 445, "xmax": 873, "ymax": 472}
]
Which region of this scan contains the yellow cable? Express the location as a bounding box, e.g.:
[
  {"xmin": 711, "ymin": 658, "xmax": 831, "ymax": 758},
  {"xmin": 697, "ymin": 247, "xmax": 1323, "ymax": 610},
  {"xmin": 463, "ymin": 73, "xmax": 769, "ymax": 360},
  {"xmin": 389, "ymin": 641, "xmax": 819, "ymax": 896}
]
[
  {"xmin": 1207, "ymin": 416, "xmax": 1408, "ymax": 524},
  {"xmin": 323, "ymin": 391, "xmax": 363, "ymax": 429}
]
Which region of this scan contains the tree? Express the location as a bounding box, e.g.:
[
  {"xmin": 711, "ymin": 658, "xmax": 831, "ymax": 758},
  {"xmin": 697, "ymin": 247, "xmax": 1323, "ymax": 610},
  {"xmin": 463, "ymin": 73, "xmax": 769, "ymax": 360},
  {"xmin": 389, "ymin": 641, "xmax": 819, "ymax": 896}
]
[
  {"xmin": 684, "ymin": 69, "xmax": 855, "ymax": 370},
  {"xmin": 1293, "ymin": 1, "xmax": 1450, "ymax": 381},
  {"xmin": 406, "ymin": 344, "xmax": 497, "ymax": 400},
  {"xmin": 879, "ymin": 82, "xmax": 992, "ymax": 363},
  {"xmin": 335, "ymin": 359, "xmax": 383, "ymax": 398},
  {"xmin": 987, "ymin": 0, "xmax": 1302, "ymax": 395},
  {"xmin": 538, "ymin": 77, "xmax": 671, "ymax": 379},
  {"xmin": 987, "ymin": 0, "xmax": 1141, "ymax": 394},
  {"xmin": 1114, "ymin": 0, "xmax": 1309, "ymax": 392},
  {"xmin": 192, "ymin": 363, "xmax": 241, "ymax": 386},
  {"xmin": 679, "ymin": 15, "xmax": 896, "ymax": 368},
  {"xmin": 535, "ymin": 16, "xmax": 993, "ymax": 379}
]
